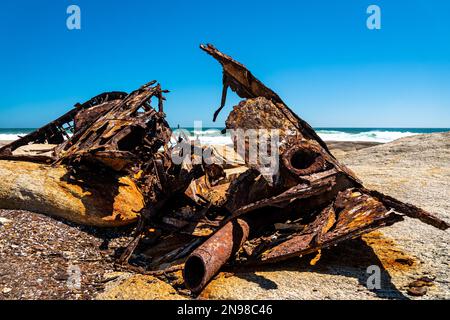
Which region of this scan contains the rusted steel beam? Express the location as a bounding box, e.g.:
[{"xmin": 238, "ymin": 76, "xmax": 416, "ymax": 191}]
[
  {"xmin": 183, "ymin": 218, "xmax": 250, "ymax": 293},
  {"xmin": 364, "ymin": 189, "xmax": 450, "ymax": 230}
]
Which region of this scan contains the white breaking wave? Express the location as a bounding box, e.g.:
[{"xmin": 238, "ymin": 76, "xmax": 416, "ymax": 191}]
[
  {"xmin": 1, "ymin": 129, "xmax": 420, "ymax": 146},
  {"xmin": 183, "ymin": 129, "xmax": 419, "ymax": 145},
  {"xmin": 0, "ymin": 133, "xmax": 28, "ymax": 141},
  {"xmin": 191, "ymin": 135, "xmax": 233, "ymax": 146},
  {"xmin": 316, "ymin": 130, "xmax": 418, "ymax": 143},
  {"xmin": 172, "ymin": 129, "xmax": 234, "ymax": 146}
]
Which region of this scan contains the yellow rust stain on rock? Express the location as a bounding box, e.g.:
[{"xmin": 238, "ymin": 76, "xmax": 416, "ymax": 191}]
[
  {"xmin": 199, "ymin": 273, "xmax": 236, "ymax": 300},
  {"xmin": 107, "ymin": 176, "xmax": 144, "ymax": 223},
  {"xmin": 97, "ymin": 274, "xmax": 186, "ymax": 300},
  {"xmin": 362, "ymin": 231, "xmax": 417, "ymax": 273}
]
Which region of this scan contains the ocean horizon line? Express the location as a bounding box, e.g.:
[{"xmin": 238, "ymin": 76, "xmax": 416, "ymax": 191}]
[{"xmin": 1, "ymin": 127, "xmax": 449, "ymax": 144}]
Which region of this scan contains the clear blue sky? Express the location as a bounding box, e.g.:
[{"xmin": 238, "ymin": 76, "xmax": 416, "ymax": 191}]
[{"xmin": 1, "ymin": 0, "xmax": 449, "ymax": 128}]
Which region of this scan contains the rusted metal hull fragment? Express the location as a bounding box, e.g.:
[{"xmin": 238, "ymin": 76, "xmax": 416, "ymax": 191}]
[
  {"xmin": 58, "ymin": 82, "xmax": 171, "ymax": 172},
  {"xmin": 0, "ymin": 92, "xmax": 126, "ymax": 156}
]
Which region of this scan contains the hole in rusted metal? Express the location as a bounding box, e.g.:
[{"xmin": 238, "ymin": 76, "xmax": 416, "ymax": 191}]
[
  {"xmin": 117, "ymin": 128, "xmax": 144, "ymax": 151},
  {"xmin": 290, "ymin": 149, "xmax": 319, "ymax": 170},
  {"xmin": 184, "ymin": 255, "xmax": 206, "ymax": 290}
]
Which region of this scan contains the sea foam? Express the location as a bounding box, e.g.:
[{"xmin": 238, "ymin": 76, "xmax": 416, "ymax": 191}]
[
  {"xmin": 0, "ymin": 129, "xmax": 423, "ymax": 146},
  {"xmin": 0, "ymin": 133, "xmax": 27, "ymax": 141},
  {"xmin": 316, "ymin": 130, "xmax": 418, "ymax": 143}
]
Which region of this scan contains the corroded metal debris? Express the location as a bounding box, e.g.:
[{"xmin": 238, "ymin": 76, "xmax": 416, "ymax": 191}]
[
  {"xmin": 0, "ymin": 92, "xmax": 127, "ymax": 156},
  {"xmin": 183, "ymin": 44, "xmax": 449, "ymax": 292},
  {"xmin": 0, "ymin": 44, "xmax": 448, "ymax": 296},
  {"xmin": 57, "ymin": 81, "xmax": 172, "ymax": 171}
]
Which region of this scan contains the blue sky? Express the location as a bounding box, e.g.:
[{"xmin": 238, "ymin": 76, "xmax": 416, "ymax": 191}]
[{"xmin": 0, "ymin": 0, "xmax": 449, "ymax": 128}]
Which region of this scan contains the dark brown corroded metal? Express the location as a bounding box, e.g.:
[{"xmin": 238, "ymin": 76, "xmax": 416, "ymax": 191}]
[
  {"xmin": 223, "ymin": 93, "xmax": 361, "ymax": 186},
  {"xmin": 57, "ymin": 82, "xmax": 172, "ymax": 171},
  {"xmin": 0, "ymin": 92, "xmax": 126, "ymax": 156},
  {"xmin": 1, "ymin": 45, "xmax": 448, "ymax": 297},
  {"xmin": 364, "ymin": 189, "xmax": 450, "ymax": 230},
  {"xmin": 74, "ymin": 100, "xmax": 121, "ymax": 132},
  {"xmin": 188, "ymin": 43, "xmax": 449, "ymax": 289},
  {"xmin": 256, "ymin": 189, "xmax": 404, "ymax": 263},
  {"xmin": 200, "ymin": 43, "xmax": 332, "ymax": 155},
  {"xmin": 183, "ymin": 218, "xmax": 250, "ymax": 293}
]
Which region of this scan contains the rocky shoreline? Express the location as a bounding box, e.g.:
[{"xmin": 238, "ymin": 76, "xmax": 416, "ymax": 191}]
[{"xmin": 0, "ymin": 133, "xmax": 449, "ymax": 300}]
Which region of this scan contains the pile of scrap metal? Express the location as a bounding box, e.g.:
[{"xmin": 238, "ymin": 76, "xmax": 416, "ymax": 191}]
[{"xmin": 0, "ymin": 44, "xmax": 448, "ymax": 295}]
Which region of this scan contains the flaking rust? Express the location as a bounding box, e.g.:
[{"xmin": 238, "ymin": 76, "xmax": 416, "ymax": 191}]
[
  {"xmin": 182, "ymin": 44, "xmax": 449, "ymax": 293},
  {"xmin": 57, "ymin": 81, "xmax": 172, "ymax": 171},
  {"xmin": 0, "ymin": 44, "xmax": 448, "ymax": 296},
  {"xmin": 0, "ymin": 91, "xmax": 127, "ymax": 157}
]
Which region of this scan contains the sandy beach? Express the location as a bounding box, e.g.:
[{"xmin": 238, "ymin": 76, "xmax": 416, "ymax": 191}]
[{"xmin": 1, "ymin": 133, "xmax": 448, "ymax": 300}]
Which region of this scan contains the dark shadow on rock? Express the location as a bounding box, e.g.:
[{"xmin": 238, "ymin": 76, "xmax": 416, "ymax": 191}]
[
  {"xmin": 235, "ymin": 273, "xmax": 278, "ymax": 290},
  {"xmin": 54, "ymin": 165, "xmax": 138, "ymax": 243},
  {"xmin": 228, "ymin": 237, "xmax": 409, "ymax": 300}
]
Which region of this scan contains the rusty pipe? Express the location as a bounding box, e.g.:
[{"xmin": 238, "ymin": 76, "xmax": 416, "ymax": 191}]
[
  {"xmin": 183, "ymin": 218, "xmax": 250, "ymax": 293},
  {"xmin": 282, "ymin": 143, "xmax": 328, "ymax": 177}
]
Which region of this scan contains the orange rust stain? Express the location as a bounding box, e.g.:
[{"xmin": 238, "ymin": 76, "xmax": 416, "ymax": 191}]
[
  {"xmin": 322, "ymin": 208, "xmax": 336, "ymax": 234},
  {"xmin": 362, "ymin": 231, "xmax": 417, "ymax": 273},
  {"xmin": 134, "ymin": 170, "xmax": 144, "ymax": 180},
  {"xmin": 199, "ymin": 273, "xmax": 229, "ymax": 299},
  {"xmin": 310, "ymin": 250, "xmax": 322, "ymax": 266},
  {"xmin": 107, "ymin": 176, "xmax": 143, "ymax": 223},
  {"xmin": 60, "ymin": 181, "xmax": 91, "ymax": 198}
]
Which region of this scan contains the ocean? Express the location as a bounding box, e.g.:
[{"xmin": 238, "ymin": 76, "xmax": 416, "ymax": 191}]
[
  {"xmin": 1, "ymin": 128, "xmax": 449, "ymax": 145},
  {"xmin": 171, "ymin": 128, "xmax": 450, "ymax": 145}
]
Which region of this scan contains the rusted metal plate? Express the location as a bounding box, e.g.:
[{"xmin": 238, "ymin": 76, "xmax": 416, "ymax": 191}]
[{"xmin": 256, "ymin": 189, "xmax": 403, "ymax": 263}]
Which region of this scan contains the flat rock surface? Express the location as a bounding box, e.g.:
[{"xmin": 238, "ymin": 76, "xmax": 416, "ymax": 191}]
[{"xmin": 0, "ymin": 133, "xmax": 449, "ymax": 300}]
